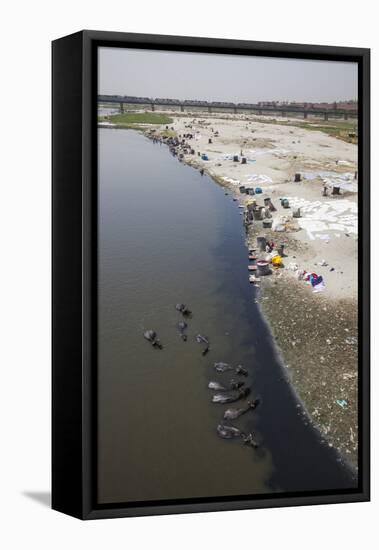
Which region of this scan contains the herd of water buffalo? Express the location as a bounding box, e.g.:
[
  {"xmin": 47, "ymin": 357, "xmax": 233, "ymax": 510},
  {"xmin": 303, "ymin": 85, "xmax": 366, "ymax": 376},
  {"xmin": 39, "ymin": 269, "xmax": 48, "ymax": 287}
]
[{"xmin": 143, "ymin": 304, "xmax": 260, "ymax": 450}]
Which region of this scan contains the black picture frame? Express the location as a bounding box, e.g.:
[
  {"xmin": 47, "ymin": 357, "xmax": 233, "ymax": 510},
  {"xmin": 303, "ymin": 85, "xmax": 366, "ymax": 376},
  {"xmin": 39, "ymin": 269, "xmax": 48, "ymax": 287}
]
[{"xmin": 52, "ymin": 30, "xmax": 370, "ymax": 520}]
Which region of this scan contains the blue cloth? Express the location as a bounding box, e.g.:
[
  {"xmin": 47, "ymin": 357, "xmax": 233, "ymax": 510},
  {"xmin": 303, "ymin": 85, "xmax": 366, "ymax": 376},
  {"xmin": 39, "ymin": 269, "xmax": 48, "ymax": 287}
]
[{"xmin": 310, "ymin": 275, "xmax": 323, "ymax": 287}]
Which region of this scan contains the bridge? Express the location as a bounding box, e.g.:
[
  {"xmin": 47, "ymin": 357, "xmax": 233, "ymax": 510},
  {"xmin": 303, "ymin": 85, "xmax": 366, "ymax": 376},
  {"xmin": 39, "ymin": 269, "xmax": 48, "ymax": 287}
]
[{"xmin": 98, "ymin": 95, "xmax": 357, "ymax": 121}]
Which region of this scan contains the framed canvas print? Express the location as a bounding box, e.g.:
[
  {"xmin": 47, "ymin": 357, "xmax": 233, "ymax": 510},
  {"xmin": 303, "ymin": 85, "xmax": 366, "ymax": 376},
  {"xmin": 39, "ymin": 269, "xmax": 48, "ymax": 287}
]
[{"xmin": 52, "ymin": 30, "xmax": 370, "ymax": 519}]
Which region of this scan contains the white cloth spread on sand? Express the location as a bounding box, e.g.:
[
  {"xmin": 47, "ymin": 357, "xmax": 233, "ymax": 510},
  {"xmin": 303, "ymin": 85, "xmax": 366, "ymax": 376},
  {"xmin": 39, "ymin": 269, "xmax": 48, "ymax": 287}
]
[
  {"xmin": 246, "ymin": 174, "xmax": 273, "ymax": 185},
  {"xmin": 303, "ymin": 171, "xmax": 358, "ymax": 193},
  {"xmin": 289, "ymin": 197, "xmax": 357, "ymax": 240}
]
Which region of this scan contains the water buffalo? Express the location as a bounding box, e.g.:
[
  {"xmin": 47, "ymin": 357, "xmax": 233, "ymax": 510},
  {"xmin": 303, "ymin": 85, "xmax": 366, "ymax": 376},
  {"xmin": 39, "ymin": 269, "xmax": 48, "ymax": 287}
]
[
  {"xmin": 235, "ymin": 365, "xmax": 248, "ymax": 376},
  {"xmin": 214, "ymin": 362, "xmax": 234, "ymax": 373},
  {"xmin": 223, "ymin": 399, "xmax": 260, "ymax": 420},
  {"xmin": 143, "ymin": 330, "xmax": 163, "ymax": 349},
  {"xmin": 217, "ymin": 425, "xmax": 260, "ymax": 449},
  {"xmin": 208, "ymin": 380, "xmax": 245, "ymax": 391},
  {"xmin": 212, "ymin": 387, "xmax": 250, "ymax": 404},
  {"xmin": 242, "ymin": 432, "xmax": 259, "ymax": 448},
  {"xmin": 202, "ymin": 346, "xmax": 210, "ymax": 356},
  {"xmin": 208, "ymin": 381, "xmax": 226, "ymax": 391},
  {"xmin": 217, "ymin": 424, "xmax": 242, "ymax": 439},
  {"xmin": 196, "ymin": 334, "xmax": 210, "ymax": 355},
  {"xmin": 175, "ymin": 303, "xmax": 192, "ymax": 317},
  {"xmin": 230, "ymin": 379, "xmax": 245, "ymax": 390},
  {"xmin": 177, "ymin": 321, "xmax": 188, "ymax": 341},
  {"xmin": 213, "ymin": 362, "xmax": 248, "ymax": 376}
]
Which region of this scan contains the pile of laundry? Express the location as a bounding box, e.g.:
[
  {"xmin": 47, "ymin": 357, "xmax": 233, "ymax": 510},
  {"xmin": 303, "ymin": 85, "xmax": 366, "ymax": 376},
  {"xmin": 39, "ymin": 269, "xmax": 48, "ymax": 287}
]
[
  {"xmin": 297, "ymin": 270, "xmax": 326, "ymax": 293},
  {"xmin": 272, "ymin": 215, "xmax": 300, "ymax": 233},
  {"xmin": 261, "ymin": 245, "xmax": 284, "ymax": 268}
]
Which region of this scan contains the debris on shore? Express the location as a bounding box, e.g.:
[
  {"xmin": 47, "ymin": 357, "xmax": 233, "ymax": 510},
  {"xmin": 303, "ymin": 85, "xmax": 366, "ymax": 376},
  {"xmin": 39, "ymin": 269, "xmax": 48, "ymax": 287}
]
[{"xmin": 259, "ymin": 276, "xmax": 358, "ymax": 466}]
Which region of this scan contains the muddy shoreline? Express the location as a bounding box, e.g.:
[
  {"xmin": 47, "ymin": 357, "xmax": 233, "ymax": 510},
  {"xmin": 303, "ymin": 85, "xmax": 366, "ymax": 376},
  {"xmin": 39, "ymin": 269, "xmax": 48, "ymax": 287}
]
[{"xmin": 259, "ymin": 275, "xmax": 358, "ymax": 467}]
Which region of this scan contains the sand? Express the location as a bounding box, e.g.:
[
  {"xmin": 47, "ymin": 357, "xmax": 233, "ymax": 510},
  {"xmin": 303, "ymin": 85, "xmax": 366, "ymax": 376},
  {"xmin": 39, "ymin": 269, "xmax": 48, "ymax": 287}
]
[
  {"xmin": 147, "ymin": 112, "xmax": 358, "ymax": 467},
  {"xmin": 168, "ymin": 113, "xmax": 357, "ymax": 297}
]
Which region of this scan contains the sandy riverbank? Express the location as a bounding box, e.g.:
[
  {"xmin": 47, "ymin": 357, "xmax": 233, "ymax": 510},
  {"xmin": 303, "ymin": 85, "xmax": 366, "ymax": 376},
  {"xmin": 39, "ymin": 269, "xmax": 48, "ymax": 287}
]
[{"xmin": 145, "ymin": 112, "xmax": 358, "ymax": 467}]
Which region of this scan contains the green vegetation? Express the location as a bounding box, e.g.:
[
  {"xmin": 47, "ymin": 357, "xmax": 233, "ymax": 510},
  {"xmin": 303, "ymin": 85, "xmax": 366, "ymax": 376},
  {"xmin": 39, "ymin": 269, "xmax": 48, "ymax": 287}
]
[
  {"xmin": 299, "ymin": 122, "xmax": 358, "ymax": 144},
  {"xmin": 252, "ymin": 116, "xmax": 358, "ymax": 144},
  {"xmin": 108, "ymin": 112, "xmax": 173, "ymax": 125}
]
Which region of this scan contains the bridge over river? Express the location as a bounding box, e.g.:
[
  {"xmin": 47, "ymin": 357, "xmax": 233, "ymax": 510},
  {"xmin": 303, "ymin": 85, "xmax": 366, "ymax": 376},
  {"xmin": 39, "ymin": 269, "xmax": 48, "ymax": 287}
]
[{"xmin": 98, "ymin": 95, "xmax": 357, "ymax": 121}]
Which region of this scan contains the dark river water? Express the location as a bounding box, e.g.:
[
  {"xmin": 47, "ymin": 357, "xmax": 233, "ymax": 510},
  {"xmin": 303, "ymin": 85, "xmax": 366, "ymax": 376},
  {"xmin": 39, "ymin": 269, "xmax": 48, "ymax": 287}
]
[{"xmin": 97, "ymin": 128, "xmax": 356, "ymax": 504}]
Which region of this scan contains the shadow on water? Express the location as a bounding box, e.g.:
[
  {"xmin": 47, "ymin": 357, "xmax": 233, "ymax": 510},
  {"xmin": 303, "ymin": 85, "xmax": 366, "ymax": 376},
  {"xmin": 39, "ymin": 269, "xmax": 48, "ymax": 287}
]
[{"xmin": 97, "ymin": 129, "xmax": 357, "ymax": 504}]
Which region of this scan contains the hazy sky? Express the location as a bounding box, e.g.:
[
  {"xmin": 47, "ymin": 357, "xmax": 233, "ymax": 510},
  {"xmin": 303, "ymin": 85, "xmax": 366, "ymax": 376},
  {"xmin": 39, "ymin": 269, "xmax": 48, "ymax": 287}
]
[{"xmin": 99, "ymin": 47, "xmax": 357, "ymax": 103}]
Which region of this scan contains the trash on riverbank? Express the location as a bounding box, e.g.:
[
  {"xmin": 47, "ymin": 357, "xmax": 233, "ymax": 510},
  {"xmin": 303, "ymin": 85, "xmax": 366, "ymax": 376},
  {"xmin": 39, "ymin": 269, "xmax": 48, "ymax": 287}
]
[{"xmin": 258, "ymin": 274, "xmax": 358, "ymax": 466}]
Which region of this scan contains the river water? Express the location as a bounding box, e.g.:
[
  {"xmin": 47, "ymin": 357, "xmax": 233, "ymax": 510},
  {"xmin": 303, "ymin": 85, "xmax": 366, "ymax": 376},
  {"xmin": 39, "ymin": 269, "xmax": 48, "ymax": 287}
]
[{"xmin": 97, "ymin": 128, "xmax": 356, "ymax": 504}]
